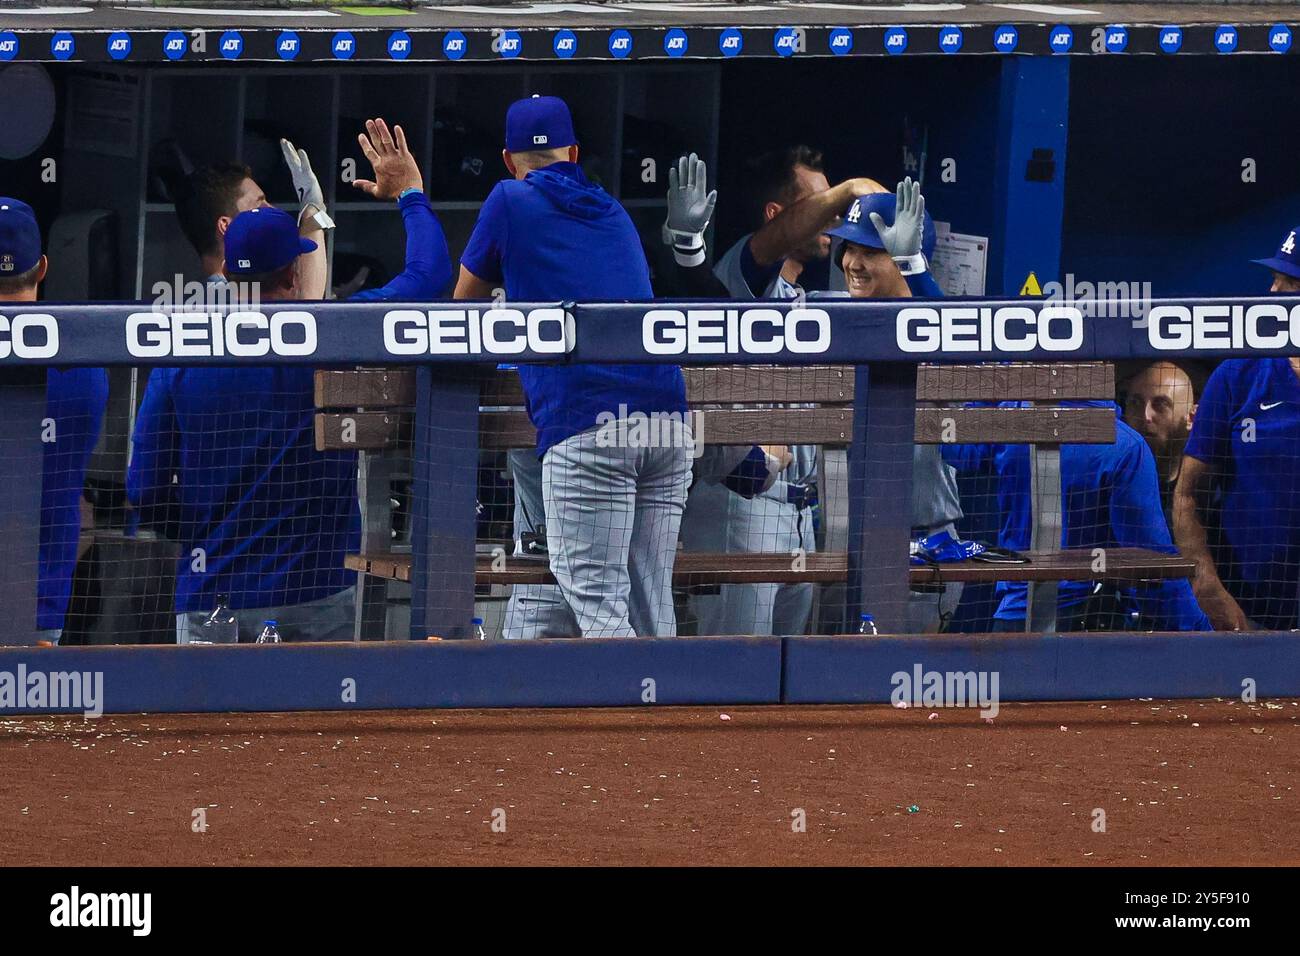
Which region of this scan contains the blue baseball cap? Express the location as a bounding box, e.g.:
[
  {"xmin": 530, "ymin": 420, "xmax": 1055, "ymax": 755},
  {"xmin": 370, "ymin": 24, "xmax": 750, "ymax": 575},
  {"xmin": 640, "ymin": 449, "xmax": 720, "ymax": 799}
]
[
  {"xmin": 224, "ymin": 207, "xmax": 317, "ymax": 276},
  {"xmin": 825, "ymin": 192, "xmax": 937, "ymax": 261},
  {"xmin": 0, "ymin": 197, "xmax": 42, "ymax": 277},
  {"xmin": 1251, "ymin": 226, "xmax": 1300, "ymax": 281},
  {"xmin": 505, "ymin": 94, "xmax": 577, "ymax": 153}
]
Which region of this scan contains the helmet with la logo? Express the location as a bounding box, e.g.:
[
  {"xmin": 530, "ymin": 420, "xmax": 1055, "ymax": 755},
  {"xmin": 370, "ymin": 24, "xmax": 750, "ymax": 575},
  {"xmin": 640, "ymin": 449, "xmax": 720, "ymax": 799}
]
[
  {"xmin": 824, "ymin": 191, "xmax": 936, "ymax": 264},
  {"xmin": 1252, "ymin": 226, "xmax": 1300, "ymax": 281}
]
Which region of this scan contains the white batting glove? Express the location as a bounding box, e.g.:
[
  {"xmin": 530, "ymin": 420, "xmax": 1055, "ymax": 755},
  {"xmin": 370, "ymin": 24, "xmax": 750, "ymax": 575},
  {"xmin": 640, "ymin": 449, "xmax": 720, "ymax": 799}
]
[
  {"xmin": 281, "ymin": 138, "xmax": 334, "ymax": 230},
  {"xmin": 662, "ymin": 152, "xmax": 717, "ymax": 267},
  {"xmin": 869, "ymin": 177, "xmax": 926, "ymax": 275}
]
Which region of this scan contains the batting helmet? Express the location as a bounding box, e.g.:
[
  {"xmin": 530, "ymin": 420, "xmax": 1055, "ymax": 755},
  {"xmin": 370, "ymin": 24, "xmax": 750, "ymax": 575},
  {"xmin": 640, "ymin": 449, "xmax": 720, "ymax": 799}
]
[{"xmin": 824, "ymin": 192, "xmax": 937, "ymax": 269}]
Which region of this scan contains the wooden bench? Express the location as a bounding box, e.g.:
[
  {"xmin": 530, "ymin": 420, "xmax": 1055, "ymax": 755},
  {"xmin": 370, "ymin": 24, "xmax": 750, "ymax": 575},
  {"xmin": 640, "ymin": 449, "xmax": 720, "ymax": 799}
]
[{"xmin": 316, "ymin": 361, "xmax": 1193, "ymax": 636}]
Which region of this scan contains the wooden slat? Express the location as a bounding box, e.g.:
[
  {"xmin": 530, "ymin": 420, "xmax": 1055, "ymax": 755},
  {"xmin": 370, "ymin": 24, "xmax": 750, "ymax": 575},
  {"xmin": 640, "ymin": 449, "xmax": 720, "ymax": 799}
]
[
  {"xmin": 478, "ymin": 406, "xmax": 854, "ymax": 450},
  {"xmin": 915, "ymin": 407, "xmax": 1116, "ymax": 445},
  {"xmin": 347, "ymin": 546, "xmax": 1191, "ymax": 587},
  {"xmin": 314, "ymin": 411, "xmax": 409, "ymax": 451},
  {"xmin": 314, "ymin": 368, "xmax": 416, "ymax": 409},
  {"xmin": 917, "ymin": 363, "xmax": 1114, "ymax": 402},
  {"xmin": 345, "ymin": 552, "xmax": 412, "ymax": 582}
]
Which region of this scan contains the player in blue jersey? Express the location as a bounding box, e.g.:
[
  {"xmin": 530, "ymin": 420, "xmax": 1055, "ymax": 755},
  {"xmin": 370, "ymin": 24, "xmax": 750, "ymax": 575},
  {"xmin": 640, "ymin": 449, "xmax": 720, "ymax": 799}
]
[
  {"xmin": 129, "ymin": 119, "xmax": 451, "ymax": 642},
  {"xmin": 1173, "ymin": 225, "xmax": 1300, "ymax": 630},
  {"xmin": 944, "ymin": 406, "xmax": 1210, "ymax": 631},
  {"xmin": 0, "ymin": 197, "xmax": 109, "ymax": 644},
  {"xmin": 455, "ymin": 95, "xmax": 691, "ymax": 639}
]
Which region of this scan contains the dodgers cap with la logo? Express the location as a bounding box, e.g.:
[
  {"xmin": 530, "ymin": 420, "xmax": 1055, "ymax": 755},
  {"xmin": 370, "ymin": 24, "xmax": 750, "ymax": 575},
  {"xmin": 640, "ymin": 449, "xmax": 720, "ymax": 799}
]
[{"xmin": 1252, "ymin": 226, "xmax": 1300, "ymax": 281}]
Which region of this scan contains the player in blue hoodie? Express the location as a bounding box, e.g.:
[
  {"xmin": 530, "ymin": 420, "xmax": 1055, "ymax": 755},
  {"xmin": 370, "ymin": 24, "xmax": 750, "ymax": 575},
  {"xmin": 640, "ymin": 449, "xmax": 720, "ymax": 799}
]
[
  {"xmin": 129, "ymin": 118, "xmax": 451, "ymax": 642},
  {"xmin": 455, "ymin": 96, "xmax": 690, "ymax": 639}
]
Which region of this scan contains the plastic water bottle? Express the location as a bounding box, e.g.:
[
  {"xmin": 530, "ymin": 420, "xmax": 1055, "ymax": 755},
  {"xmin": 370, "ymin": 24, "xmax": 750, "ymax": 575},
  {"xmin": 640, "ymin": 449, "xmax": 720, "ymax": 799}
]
[
  {"xmin": 472, "ymin": 617, "xmax": 487, "ymax": 641},
  {"xmin": 858, "ymin": 613, "xmax": 878, "ymax": 636},
  {"xmin": 256, "ymin": 620, "xmax": 281, "ymax": 645},
  {"xmin": 201, "ymin": 595, "xmax": 239, "ymax": 645}
]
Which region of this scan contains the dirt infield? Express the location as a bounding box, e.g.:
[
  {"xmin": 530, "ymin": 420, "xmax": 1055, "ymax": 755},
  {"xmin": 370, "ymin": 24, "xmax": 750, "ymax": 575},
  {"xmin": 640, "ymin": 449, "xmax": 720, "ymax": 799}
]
[{"xmin": 1, "ymin": 699, "xmax": 1297, "ymax": 866}]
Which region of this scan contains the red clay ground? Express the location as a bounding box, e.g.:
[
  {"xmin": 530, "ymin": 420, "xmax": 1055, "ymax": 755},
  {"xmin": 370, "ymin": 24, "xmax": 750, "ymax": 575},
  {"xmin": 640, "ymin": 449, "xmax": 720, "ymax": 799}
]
[{"xmin": 1, "ymin": 699, "xmax": 1297, "ymax": 866}]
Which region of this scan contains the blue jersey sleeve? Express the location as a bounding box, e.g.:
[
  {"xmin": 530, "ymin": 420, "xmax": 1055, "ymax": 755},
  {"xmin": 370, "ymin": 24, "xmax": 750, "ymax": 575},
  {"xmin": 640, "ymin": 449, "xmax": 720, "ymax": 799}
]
[
  {"xmin": 1182, "ymin": 363, "xmax": 1235, "ymax": 466},
  {"xmin": 350, "ymin": 192, "xmax": 452, "ymax": 302},
  {"xmin": 1110, "ymin": 438, "xmax": 1212, "ymax": 630},
  {"xmin": 737, "ymin": 239, "xmax": 785, "ymax": 298},
  {"xmin": 459, "ymin": 182, "xmax": 508, "ymax": 286},
  {"xmin": 905, "ymin": 270, "xmax": 944, "ymax": 298},
  {"xmin": 126, "ymin": 369, "xmax": 180, "ymax": 530}
]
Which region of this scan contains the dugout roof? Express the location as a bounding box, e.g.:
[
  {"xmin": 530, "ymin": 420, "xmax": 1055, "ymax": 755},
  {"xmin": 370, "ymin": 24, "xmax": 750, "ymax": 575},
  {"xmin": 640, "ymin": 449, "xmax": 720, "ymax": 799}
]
[{"xmin": 1, "ymin": 3, "xmax": 1299, "ymax": 62}]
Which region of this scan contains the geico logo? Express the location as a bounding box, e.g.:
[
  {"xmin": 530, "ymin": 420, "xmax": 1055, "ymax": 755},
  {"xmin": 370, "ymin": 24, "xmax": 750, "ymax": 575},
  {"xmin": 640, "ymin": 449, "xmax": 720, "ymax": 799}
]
[
  {"xmin": 383, "ymin": 308, "xmax": 569, "ymax": 355},
  {"xmin": 642, "ymin": 308, "xmax": 831, "ymax": 355},
  {"xmin": 1148, "ymin": 304, "xmax": 1300, "ymax": 351},
  {"xmin": 896, "ymin": 306, "xmax": 1084, "ymax": 353},
  {"xmin": 0, "ymin": 314, "xmax": 59, "ymax": 359},
  {"xmin": 126, "ymin": 312, "xmax": 316, "ymax": 358}
]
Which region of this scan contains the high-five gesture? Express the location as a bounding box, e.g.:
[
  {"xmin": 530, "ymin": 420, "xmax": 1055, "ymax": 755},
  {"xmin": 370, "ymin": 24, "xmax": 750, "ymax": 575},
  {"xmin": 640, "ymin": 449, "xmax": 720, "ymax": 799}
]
[{"xmin": 352, "ymin": 118, "xmax": 423, "ymax": 200}]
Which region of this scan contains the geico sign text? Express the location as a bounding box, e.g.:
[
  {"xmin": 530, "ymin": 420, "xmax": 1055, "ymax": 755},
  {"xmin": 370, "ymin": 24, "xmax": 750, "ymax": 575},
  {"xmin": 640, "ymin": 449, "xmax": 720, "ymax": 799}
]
[
  {"xmin": 127, "ymin": 311, "xmax": 317, "ymax": 358},
  {"xmin": 897, "ymin": 305, "xmax": 1085, "ymax": 353},
  {"xmin": 0, "ymin": 313, "xmax": 59, "ymax": 359},
  {"xmin": 1148, "ymin": 304, "xmax": 1300, "ymax": 350},
  {"xmin": 642, "ymin": 308, "xmax": 831, "ymax": 355},
  {"xmin": 383, "ymin": 308, "xmax": 570, "ymax": 354}
]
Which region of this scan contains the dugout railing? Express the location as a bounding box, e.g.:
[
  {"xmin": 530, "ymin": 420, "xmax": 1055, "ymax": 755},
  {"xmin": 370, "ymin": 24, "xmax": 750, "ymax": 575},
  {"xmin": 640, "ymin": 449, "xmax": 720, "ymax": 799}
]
[{"xmin": 1, "ymin": 296, "xmax": 1299, "ymax": 713}]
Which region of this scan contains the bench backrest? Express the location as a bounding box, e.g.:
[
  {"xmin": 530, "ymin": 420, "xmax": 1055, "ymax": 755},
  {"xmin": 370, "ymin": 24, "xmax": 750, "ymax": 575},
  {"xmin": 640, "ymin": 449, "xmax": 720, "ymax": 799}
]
[{"xmin": 314, "ymin": 362, "xmax": 1117, "ymax": 452}]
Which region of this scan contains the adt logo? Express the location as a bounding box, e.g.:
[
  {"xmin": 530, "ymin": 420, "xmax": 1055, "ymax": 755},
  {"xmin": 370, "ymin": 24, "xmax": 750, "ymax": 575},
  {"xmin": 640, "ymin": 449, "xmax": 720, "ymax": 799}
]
[
  {"xmin": 883, "ymin": 27, "xmax": 908, "ymax": 55},
  {"xmin": 1105, "ymin": 25, "xmax": 1127, "ymax": 52},
  {"xmin": 220, "ymin": 31, "xmax": 243, "ymax": 60},
  {"xmin": 774, "ymin": 27, "xmax": 799, "ymax": 57},
  {"xmin": 938, "ymin": 25, "xmax": 963, "ymax": 53},
  {"xmin": 719, "ymin": 28, "xmax": 742, "ymax": 57},
  {"xmin": 0, "ymin": 32, "xmax": 17, "ymax": 61},
  {"xmin": 51, "ymin": 32, "xmax": 75, "ymax": 60},
  {"xmin": 829, "ymin": 27, "xmax": 853, "ymax": 55},
  {"xmin": 163, "ymin": 31, "xmax": 187, "ymax": 61},
  {"xmin": 107, "ymin": 32, "xmax": 132, "ymax": 61},
  {"xmin": 332, "ymin": 31, "xmax": 356, "ymax": 60},
  {"xmin": 444, "ymin": 30, "xmax": 467, "ymax": 60},
  {"xmin": 498, "ymin": 30, "xmax": 522, "ymax": 58},
  {"xmin": 609, "ymin": 29, "xmax": 632, "ymax": 58},
  {"xmin": 1158, "ymin": 26, "xmax": 1182, "ymax": 53},
  {"xmin": 1215, "ymin": 25, "xmax": 1238, "ymax": 53},
  {"xmin": 993, "ymin": 25, "xmax": 1018, "ymax": 53},
  {"xmin": 277, "ymin": 31, "xmax": 300, "ymax": 60},
  {"xmin": 1270, "ymin": 24, "xmax": 1293, "ymax": 53},
  {"xmin": 388, "ymin": 31, "xmax": 411, "ymax": 60},
  {"xmin": 1049, "ymin": 25, "xmax": 1073, "ymax": 53},
  {"xmin": 664, "ymin": 28, "xmax": 687, "ymax": 57},
  {"xmin": 554, "ymin": 29, "xmax": 577, "ymax": 58}
]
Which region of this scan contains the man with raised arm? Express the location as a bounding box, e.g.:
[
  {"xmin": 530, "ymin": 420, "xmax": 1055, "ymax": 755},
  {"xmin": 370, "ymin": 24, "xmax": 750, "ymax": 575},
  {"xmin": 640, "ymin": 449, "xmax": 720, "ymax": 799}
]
[{"xmin": 130, "ymin": 119, "xmax": 451, "ymax": 642}]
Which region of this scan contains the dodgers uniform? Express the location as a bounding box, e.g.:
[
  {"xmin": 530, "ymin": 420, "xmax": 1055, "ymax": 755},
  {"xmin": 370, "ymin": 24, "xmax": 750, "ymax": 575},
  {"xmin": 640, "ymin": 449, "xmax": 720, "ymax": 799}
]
[
  {"xmin": 462, "ymin": 102, "xmax": 690, "ymax": 638},
  {"xmin": 943, "ymin": 402, "xmax": 1210, "ymax": 631},
  {"xmin": 39, "ymin": 368, "xmax": 109, "ymax": 641},
  {"xmin": 130, "ymin": 195, "xmax": 451, "ymax": 641},
  {"xmin": 1183, "ymin": 358, "xmax": 1300, "ymax": 629}
]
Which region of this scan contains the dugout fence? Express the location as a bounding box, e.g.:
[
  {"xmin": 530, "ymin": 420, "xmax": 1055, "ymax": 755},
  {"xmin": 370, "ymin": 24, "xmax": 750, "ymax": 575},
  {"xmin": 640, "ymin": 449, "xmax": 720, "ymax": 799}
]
[{"xmin": 3, "ymin": 296, "xmax": 1300, "ymax": 713}]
